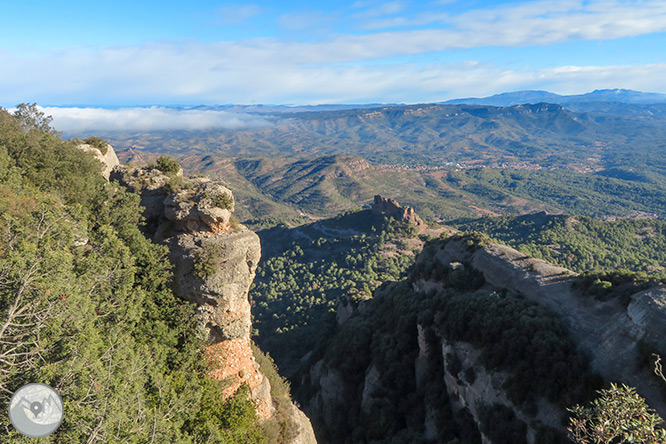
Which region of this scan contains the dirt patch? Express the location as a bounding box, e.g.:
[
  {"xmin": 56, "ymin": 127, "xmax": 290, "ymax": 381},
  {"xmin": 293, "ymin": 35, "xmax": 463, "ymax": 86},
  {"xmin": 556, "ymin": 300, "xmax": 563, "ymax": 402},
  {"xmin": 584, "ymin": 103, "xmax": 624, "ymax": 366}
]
[{"xmin": 469, "ymin": 205, "xmax": 501, "ymax": 217}]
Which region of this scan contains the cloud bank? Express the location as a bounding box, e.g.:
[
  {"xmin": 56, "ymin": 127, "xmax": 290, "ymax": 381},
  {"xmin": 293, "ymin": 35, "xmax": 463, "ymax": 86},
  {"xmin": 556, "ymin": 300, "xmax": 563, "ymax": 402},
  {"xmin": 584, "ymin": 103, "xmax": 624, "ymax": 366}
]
[
  {"xmin": 1, "ymin": 0, "xmax": 665, "ymax": 106},
  {"xmin": 43, "ymin": 106, "xmax": 273, "ymax": 132}
]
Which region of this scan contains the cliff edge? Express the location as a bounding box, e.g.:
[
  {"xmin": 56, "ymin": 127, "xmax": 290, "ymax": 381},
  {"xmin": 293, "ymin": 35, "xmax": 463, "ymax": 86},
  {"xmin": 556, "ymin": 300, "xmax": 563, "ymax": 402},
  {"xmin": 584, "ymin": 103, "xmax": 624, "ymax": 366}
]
[
  {"xmin": 77, "ymin": 140, "xmax": 120, "ymax": 179},
  {"xmin": 296, "ymin": 232, "xmax": 666, "ymax": 444},
  {"xmin": 111, "ymin": 163, "xmax": 316, "ymax": 444}
]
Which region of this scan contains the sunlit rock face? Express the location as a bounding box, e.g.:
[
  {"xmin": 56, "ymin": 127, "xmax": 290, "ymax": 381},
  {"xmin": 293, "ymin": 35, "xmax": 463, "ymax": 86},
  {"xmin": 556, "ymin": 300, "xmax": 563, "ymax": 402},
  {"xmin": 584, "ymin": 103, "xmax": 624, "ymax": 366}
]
[
  {"xmin": 77, "ymin": 142, "xmax": 120, "ymax": 179},
  {"xmin": 112, "ymin": 164, "xmax": 317, "ymax": 443},
  {"xmin": 372, "ymin": 194, "xmax": 425, "ymax": 228}
]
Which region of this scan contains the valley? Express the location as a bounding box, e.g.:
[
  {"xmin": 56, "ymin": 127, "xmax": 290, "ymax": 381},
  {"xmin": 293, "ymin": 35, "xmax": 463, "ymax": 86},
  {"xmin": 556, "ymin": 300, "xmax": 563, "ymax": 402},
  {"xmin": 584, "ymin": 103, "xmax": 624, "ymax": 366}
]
[{"xmin": 92, "ymin": 98, "xmax": 666, "ymax": 230}]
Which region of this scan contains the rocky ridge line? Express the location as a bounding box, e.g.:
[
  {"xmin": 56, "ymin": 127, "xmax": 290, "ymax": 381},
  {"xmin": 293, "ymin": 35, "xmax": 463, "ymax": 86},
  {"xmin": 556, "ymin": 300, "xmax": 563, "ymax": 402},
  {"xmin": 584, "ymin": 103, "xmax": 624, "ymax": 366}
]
[{"xmin": 298, "ymin": 231, "xmax": 666, "ymax": 443}]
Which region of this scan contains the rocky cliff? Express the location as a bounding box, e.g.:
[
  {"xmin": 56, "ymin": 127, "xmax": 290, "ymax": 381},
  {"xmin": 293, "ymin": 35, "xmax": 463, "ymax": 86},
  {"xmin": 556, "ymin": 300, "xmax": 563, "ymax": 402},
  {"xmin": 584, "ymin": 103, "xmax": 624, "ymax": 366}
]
[
  {"xmin": 433, "ymin": 237, "xmax": 666, "ymax": 416},
  {"xmin": 372, "ymin": 194, "xmax": 425, "ymax": 228},
  {"xmin": 111, "ymin": 164, "xmax": 316, "ymax": 444},
  {"xmin": 295, "ymin": 233, "xmax": 666, "ymax": 444},
  {"xmin": 77, "ymin": 141, "xmax": 120, "ymax": 179}
]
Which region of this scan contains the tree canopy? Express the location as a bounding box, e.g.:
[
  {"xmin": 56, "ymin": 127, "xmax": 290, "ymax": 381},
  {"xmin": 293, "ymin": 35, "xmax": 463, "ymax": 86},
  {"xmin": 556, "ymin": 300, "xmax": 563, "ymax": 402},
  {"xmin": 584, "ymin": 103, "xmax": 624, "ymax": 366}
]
[{"xmin": 0, "ymin": 106, "xmax": 267, "ymax": 443}]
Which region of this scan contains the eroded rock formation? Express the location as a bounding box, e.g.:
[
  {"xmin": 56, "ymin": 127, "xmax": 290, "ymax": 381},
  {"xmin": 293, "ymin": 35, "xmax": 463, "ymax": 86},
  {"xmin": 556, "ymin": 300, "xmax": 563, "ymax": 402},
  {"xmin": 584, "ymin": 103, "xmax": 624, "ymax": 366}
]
[
  {"xmin": 297, "ymin": 234, "xmax": 666, "ymax": 444},
  {"xmin": 372, "ymin": 194, "xmax": 425, "ymax": 228},
  {"xmin": 77, "ymin": 141, "xmax": 120, "ymax": 179},
  {"xmin": 112, "ymin": 164, "xmax": 316, "ymax": 443}
]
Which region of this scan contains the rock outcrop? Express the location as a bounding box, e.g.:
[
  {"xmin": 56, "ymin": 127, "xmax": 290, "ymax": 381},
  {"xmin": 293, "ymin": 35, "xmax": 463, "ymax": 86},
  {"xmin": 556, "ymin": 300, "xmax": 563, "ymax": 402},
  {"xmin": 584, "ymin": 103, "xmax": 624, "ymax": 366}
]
[
  {"xmin": 112, "ymin": 164, "xmax": 316, "ymax": 444},
  {"xmin": 297, "ymin": 234, "xmax": 666, "ymax": 444},
  {"xmin": 429, "ymin": 237, "xmax": 666, "ymax": 416},
  {"xmin": 372, "ymin": 195, "xmax": 424, "ymax": 228},
  {"xmin": 77, "ymin": 142, "xmax": 120, "ymax": 179}
]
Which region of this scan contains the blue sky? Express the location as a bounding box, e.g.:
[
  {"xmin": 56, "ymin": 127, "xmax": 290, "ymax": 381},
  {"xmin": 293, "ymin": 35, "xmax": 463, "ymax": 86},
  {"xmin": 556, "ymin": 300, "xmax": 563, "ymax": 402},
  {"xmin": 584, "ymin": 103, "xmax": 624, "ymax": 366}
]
[{"xmin": 2, "ymin": 0, "xmax": 666, "ymax": 108}]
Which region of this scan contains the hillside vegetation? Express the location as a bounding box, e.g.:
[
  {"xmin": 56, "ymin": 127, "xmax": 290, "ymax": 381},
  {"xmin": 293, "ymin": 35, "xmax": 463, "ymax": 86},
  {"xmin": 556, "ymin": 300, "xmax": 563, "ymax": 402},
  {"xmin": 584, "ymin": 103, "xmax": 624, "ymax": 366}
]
[
  {"xmin": 91, "ymin": 102, "xmax": 666, "ymax": 227},
  {"xmin": 0, "ymin": 106, "xmax": 268, "ymax": 443},
  {"xmin": 455, "ymin": 213, "xmax": 666, "ymax": 277},
  {"xmin": 250, "ymin": 209, "xmax": 439, "ymax": 376},
  {"xmin": 174, "ymin": 154, "xmax": 666, "ymax": 228},
  {"xmin": 292, "ymin": 232, "xmax": 666, "ymax": 444},
  {"xmin": 293, "ymin": 235, "xmax": 602, "ymax": 444}
]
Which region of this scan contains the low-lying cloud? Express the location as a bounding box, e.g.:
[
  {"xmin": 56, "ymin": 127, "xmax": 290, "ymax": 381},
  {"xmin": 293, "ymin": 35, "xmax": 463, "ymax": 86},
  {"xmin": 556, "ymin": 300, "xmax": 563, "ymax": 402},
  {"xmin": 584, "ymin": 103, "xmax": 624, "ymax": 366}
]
[{"xmin": 43, "ymin": 106, "xmax": 274, "ymax": 133}]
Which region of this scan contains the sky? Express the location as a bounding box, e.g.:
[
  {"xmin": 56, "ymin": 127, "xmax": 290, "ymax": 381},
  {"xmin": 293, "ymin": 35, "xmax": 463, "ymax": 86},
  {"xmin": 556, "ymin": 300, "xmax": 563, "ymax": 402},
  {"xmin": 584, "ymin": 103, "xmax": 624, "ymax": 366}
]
[{"xmin": 2, "ymin": 0, "xmax": 666, "ymax": 129}]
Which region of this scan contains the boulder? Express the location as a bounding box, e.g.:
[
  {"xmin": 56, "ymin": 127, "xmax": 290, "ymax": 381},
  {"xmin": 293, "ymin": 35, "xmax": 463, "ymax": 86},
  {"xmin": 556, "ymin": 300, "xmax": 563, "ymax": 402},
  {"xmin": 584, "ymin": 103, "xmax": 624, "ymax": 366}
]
[{"xmin": 78, "ymin": 142, "xmax": 120, "ymax": 180}]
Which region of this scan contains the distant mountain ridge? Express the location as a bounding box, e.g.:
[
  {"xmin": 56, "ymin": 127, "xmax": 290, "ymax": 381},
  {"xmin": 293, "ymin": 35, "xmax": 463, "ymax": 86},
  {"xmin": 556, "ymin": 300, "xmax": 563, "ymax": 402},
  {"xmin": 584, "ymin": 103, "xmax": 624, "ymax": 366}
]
[{"xmin": 444, "ymin": 88, "xmax": 666, "ymax": 107}]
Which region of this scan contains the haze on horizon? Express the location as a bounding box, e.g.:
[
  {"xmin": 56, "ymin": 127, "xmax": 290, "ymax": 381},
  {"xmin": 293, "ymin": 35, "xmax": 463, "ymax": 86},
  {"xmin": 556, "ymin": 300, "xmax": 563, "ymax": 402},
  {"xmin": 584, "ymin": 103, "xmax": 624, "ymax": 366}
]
[{"xmin": 1, "ymin": 0, "xmax": 666, "ymax": 111}]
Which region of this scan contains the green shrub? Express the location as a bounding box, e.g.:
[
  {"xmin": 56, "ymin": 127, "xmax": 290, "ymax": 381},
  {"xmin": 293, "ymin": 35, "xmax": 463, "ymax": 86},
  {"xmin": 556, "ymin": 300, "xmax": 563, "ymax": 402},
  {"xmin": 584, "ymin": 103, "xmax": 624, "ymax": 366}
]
[
  {"xmin": 84, "ymin": 136, "xmax": 109, "ymax": 154},
  {"xmin": 568, "ymin": 383, "xmax": 666, "ymax": 444},
  {"xmin": 478, "ymin": 403, "xmax": 528, "ymax": 444},
  {"xmin": 251, "ymin": 343, "xmax": 300, "ymax": 443},
  {"xmin": 207, "ymin": 191, "xmax": 233, "ymax": 210},
  {"xmin": 193, "ymin": 243, "xmax": 224, "ymax": 278},
  {"xmin": 230, "ymin": 214, "xmax": 240, "ymax": 230},
  {"xmin": 164, "ymin": 175, "xmax": 184, "ymax": 194},
  {"xmin": 155, "ymin": 155, "xmax": 181, "ymax": 176},
  {"xmin": 463, "ymin": 366, "xmax": 476, "ymax": 384},
  {"xmin": 573, "ymin": 270, "xmax": 656, "ymax": 304}
]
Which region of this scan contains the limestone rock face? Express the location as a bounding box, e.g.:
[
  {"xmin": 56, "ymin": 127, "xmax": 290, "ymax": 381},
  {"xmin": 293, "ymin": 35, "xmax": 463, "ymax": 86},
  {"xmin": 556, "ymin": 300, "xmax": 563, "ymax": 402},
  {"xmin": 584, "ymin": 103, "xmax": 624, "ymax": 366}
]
[
  {"xmin": 372, "ymin": 195, "xmax": 424, "ymax": 228},
  {"xmin": 298, "ymin": 235, "xmax": 666, "ymax": 443},
  {"xmin": 167, "ymin": 228, "xmax": 259, "ymax": 341},
  {"xmin": 627, "ymin": 287, "xmax": 666, "ymax": 356},
  {"xmin": 78, "ymin": 142, "xmax": 120, "ymax": 179},
  {"xmin": 113, "ymin": 164, "xmax": 316, "ymax": 444},
  {"xmin": 434, "ymin": 237, "xmax": 666, "ymax": 417},
  {"xmin": 164, "ymin": 179, "xmax": 234, "ymax": 234}
]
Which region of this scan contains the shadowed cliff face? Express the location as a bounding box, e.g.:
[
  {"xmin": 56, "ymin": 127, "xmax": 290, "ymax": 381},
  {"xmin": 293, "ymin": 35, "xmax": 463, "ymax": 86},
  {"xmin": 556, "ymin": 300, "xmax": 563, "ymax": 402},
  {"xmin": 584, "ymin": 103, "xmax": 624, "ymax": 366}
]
[
  {"xmin": 111, "ymin": 164, "xmax": 316, "ymax": 444},
  {"xmin": 296, "ymin": 234, "xmax": 666, "ymax": 444},
  {"xmin": 433, "ymin": 238, "xmax": 666, "ymax": 416}
]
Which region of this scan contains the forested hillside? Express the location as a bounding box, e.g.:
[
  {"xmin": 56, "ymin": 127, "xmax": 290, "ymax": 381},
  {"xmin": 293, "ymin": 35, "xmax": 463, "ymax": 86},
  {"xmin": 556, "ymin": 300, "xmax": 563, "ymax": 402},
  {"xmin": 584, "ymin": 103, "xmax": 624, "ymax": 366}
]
[
  {"xmin": 40, "ymin": 96, "xmax": 666, "ymax": 444},
  {"xmin": 250, "ymin": 207, "xmax": 443, "ymax": 376},
  {"xmin": 79, "ymin": 100, "xmax": 666, "ymax": 228},
  {"xmin": 88, "ymin": 102, "xmax": 666, "ymax": 173},
  {"xmin": 292, "ymin": 233, "xmax": 666, "ymax": 444},
  {"xmin": 171, "ymin": 154, "xmax": 666, "ymax": 228},
  {"xmin": 0, "ymin": 106, "xmax": 268, "ymax": 443},
  {"xmin": 455, "ymin": 213, "xmax": 666, "ymax": 277}
]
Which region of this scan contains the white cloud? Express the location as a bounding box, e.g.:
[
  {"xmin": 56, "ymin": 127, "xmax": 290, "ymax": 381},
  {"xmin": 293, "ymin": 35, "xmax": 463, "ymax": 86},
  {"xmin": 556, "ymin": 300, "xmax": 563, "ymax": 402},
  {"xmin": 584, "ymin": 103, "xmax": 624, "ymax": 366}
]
[
  {"xmin": 450, "ymin": 0, "xmax": 666, "ymax": 46},
  {"xmin": 2, "ymin": 37, "xmax": 666, "ymax": 107},
  {"xmin": 347, "ymin": 0, "xmax": 666, "ymax": 48},
  {"xmin": 277, "ymin": 11, "xmax": 339, "ymax": 31},
  {"xmin": 4, "ymin": 55, "xmax": 665, "ymax": 118},
  {"xmin": 1, "ymin": 1, "xmax": 666, "ymax": 107},
  {"xmin": 356, "ymin": 12, "xmax": 449, "ymax": 30},
  {"xmin": 42, "ymin": 106, "xmax": 273, "ymax": 132},
  {"xmin": 352, "ymin": 1, "xmax": 408, "ymax": 19},
  {"xmin": 215, "ymin": 4, "xmax": 263, "ymax": 24},
  {"xmin": 534, "ymin": 63, "xmax": 666, "ymax": 95}
]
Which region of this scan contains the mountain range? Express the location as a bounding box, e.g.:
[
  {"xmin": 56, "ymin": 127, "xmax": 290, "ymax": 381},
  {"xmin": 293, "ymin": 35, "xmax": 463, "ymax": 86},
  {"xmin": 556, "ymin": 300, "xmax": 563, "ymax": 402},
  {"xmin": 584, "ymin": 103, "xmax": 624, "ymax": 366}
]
[{"xmin": 444, "ymin": 88, "xmax": 666, "ymax": 107}]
